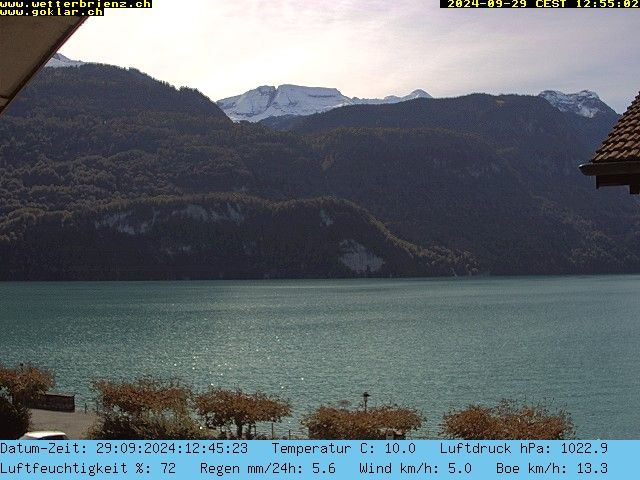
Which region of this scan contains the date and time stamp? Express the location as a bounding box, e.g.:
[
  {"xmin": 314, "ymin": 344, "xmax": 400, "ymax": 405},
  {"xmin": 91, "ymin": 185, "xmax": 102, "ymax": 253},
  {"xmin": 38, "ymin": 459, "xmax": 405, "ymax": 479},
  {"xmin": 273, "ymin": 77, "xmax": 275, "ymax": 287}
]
[
  {"xmin": 442, "ymin": 0, "xmax": 639, "ymax": 8},
  {"xmin": 0, "ymin": 440, "xmax": 629, "ymax": 478}
]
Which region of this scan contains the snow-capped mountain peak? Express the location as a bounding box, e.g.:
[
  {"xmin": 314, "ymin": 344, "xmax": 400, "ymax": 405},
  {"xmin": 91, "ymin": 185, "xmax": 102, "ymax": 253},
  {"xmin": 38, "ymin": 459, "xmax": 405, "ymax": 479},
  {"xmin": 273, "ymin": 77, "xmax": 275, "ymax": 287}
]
[
  {"xmin": 218, "ymin": 85, "xmax": 432, "ymax": 122},
  {"xmin": 45, "ymin": 53, "xmax": 86, "ymax": 68},
  {"xmin": 382, "ymin": 89, "xmax": 430, "ymax": 103},
  {"xmin": 538, "ymin": 90, "xmax": 612, "ymax": 118},
  {"xmin": 406, "ymin": 89, "xmax": 431, "ymax": 99}
]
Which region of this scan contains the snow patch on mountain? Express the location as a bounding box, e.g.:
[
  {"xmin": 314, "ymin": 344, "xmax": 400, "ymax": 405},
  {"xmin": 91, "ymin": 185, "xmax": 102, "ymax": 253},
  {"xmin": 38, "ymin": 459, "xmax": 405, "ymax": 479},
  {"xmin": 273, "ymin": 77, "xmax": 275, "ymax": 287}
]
[
  {"xmin": 45, "ymin": 53, "xmax": 86, "ymax": 68},
  {"xmin": 355, "ymin": 89, "xmax": 431, "ymax": 105},
  {"xmin": 218, "ymin": 85, "xmax": 431, "ymax": 122},
  {"xmin": 538, "ymin": 90, "xmax": 611, "ymax": 118}
]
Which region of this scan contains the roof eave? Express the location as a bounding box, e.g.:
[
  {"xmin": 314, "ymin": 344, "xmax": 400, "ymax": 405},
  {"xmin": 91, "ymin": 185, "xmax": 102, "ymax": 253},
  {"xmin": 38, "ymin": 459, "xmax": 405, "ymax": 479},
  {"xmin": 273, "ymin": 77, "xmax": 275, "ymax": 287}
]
[
  {"xmin": 0, "ymin": 17, "xmax": 88, "ymax": 116},
  {"xmin": 579, "ymin": 160, "xmax": 640, "ymax": 176}
]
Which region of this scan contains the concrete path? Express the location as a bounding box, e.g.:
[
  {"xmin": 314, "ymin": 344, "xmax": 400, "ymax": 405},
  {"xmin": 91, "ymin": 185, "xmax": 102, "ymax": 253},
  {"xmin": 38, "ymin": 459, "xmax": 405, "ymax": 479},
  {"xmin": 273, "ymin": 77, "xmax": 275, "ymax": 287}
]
[{"xmin": 29, "ymin": 409, "xmax": 96, "ymax": 440}]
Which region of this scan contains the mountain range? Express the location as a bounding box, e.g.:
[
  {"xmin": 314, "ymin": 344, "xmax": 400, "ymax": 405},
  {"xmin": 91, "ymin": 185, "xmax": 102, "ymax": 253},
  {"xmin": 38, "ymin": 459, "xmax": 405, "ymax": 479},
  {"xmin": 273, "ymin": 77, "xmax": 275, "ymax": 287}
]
[
  {"xmin": 220, "ymin": 85, "xmax": 615, "ymax": 123},
  {"xmin": 45, "ymin": 55, "xmax": 616, "ymax": 121},
  {"xmin": 217, "ymin": 85, "xmax": 432, "ymax": 122},
  {"xmin": 539, "ymin": 90, "xmax": 614, "ymax": 118},
  {"xmin": 1, "ymin": 61, "xmax": 637, "ymax": 280}
]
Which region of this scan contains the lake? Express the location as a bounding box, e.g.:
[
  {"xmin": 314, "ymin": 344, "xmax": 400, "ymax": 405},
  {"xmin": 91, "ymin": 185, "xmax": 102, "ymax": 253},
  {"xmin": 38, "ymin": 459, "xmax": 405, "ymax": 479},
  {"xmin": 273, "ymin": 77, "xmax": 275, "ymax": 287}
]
[{"xmin": 1, "ymin": 276, "xmax": 638, "ymax": 438}]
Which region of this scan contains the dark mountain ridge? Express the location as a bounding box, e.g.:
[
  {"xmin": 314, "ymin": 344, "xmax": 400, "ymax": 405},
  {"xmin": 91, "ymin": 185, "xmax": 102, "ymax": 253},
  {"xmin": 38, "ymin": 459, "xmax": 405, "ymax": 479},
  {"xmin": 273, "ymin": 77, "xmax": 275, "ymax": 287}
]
[
  {"xmin": 8, "ymin": 64, "xmax": 230, "ymax": 121},
  {"xmin": 1, "ymin": 64, "xmax": 639, "ymax": 279},
  {"xmin": 0, "ymin": 194, "xmax": 477, "ymax": 280}
]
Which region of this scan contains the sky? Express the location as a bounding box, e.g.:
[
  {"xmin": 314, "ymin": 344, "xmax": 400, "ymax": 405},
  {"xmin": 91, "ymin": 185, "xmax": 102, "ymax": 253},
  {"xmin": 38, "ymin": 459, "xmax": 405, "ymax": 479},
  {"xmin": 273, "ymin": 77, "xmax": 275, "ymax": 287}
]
[{"xmin": 60, "ymin": 0, "xmax": 640, "ymax": 112}]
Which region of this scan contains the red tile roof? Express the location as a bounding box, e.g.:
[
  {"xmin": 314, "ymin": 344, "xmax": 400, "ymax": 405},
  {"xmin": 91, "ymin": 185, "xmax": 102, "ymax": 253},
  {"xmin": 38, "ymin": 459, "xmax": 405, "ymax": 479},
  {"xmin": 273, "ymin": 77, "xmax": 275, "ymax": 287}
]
[{"xmin": 593, "ymin": 91, "xmax": 640, "ymax": 162}]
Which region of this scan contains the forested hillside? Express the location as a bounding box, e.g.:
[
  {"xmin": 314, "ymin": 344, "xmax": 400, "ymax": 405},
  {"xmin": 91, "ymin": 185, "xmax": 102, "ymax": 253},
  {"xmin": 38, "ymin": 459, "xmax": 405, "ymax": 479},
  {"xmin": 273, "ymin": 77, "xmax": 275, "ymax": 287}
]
[
  {"xmin": 0, "ymin": 194, "xmax": 476, "ymax": 280},
  {"xmin": 1, "ymin": 64, "xmax": 638, "ymax": 279}
]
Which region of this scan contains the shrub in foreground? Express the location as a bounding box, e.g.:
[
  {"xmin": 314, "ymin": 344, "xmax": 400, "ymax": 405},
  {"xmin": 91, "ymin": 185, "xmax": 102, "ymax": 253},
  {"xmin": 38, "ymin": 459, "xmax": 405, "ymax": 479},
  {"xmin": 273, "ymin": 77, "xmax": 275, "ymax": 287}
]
[
  {"xmin": 90, "ymin": 378, "xmax": 200, "ymax": 440},
  {"xmin": 89, "ymin": 412, "xmax": 204, "ymax": 440},
  {"xmin": 441, "ymin": 400, "xmax": 575, "ymax": 440},
  {"xmin": 195, "ymin": 389, "xmax": 291, "ymax": 439},
  {"xmin": 303, "ymin": 405, "xmax": 423, "ymax": 440},
  {"xmin": 0, "ymin": 364, "xmax": 54, "ymax": 405},
  {"xmin": 0, "ymin": 363, "xmax": 53, "ymax": 438},
  {"xmin": 0, "ymin": 397, "xmax": 30, "ymax": 439},
  {"xmin": 92, "ymin": 378, "xmax": 191, "ymax": 416}
]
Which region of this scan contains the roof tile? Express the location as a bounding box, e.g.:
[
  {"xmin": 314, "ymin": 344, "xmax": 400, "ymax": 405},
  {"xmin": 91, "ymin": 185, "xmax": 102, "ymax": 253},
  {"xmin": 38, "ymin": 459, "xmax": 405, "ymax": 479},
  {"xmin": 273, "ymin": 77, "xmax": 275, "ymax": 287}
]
[{"xmin": 593, "ymin": 92, "xmax": 640, "ymax": 163}]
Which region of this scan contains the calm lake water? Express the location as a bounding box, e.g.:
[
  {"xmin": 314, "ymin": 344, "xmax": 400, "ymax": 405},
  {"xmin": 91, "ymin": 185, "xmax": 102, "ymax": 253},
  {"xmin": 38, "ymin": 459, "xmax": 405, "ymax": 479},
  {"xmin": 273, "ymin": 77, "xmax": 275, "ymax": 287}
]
[{"xmin": 1, "ymin": 276, "xmax": 639, "ymax": 438}]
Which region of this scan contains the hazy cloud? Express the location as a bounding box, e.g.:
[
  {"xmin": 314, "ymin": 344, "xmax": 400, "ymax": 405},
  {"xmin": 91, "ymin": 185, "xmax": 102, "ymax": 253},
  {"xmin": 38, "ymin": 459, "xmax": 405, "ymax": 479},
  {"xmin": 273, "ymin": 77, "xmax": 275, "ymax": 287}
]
[{"xmin": 61, "ymin": 0, "xmax": 640, "ymax": 112}]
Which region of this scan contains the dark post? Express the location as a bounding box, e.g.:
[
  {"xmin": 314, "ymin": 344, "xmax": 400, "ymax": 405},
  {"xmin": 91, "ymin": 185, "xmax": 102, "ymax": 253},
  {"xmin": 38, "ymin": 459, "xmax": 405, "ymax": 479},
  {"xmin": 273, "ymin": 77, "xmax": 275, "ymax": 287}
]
[{"xmin": 363, "ymin": 391, "xmax": 370, "ymax": 413}]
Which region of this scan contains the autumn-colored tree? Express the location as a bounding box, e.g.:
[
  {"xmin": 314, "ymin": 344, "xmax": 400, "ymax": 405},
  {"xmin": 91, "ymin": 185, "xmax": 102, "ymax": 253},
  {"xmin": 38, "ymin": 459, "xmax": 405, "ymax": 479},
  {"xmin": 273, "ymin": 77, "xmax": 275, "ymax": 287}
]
[
  {"xmin": 0, "ymin": 364, "xmax": 53, "ymax": 439},
  {"xmin": 93, "ymin": 378, "xmax": 190, "ymax": 416},
  {"xmin": 194, "ymin": 389, "xmax": 291, "ymax": 439},
  {"xmin": 303, "ymin": 405, "xmax": 423, "ymax": 440},
  {"xmin": 441, "ymin": 400, "xmax": 575, "ymax": 440},
  {"xmin": 90, "ymin": 378, "xmax": 201, "ymax": 440},
  {"xmin": 0, "ymin": 364, "xmax": 54, "ymax": 405}
]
